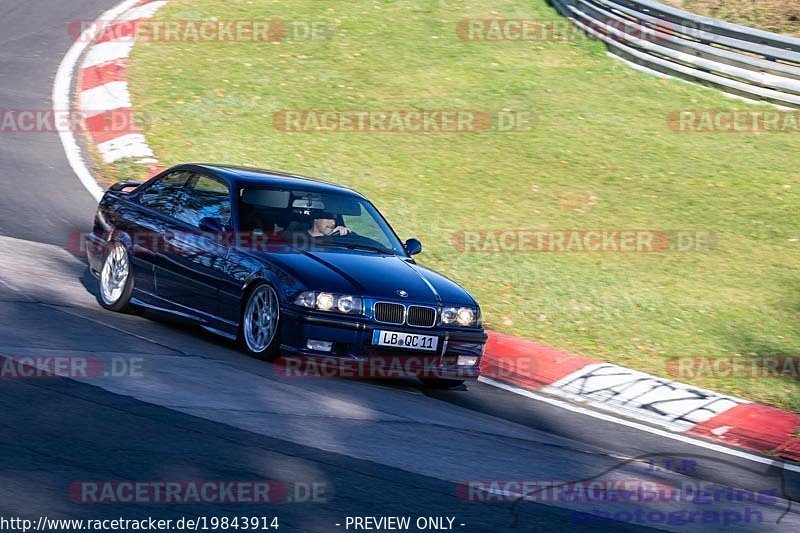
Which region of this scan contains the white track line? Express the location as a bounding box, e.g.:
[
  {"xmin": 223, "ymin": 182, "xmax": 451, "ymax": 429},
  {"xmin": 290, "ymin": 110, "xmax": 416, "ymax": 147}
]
[
  {"xmin": 53, "ymin": 0, "xmax": 144, "ymax": 203},
  {"xmin": 479, "ymin": 376, "xmax": 800, "ymax": 473}
]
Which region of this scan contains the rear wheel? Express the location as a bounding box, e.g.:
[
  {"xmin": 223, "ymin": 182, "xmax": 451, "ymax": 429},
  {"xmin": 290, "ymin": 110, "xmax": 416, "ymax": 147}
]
[
  {"xmin": 239, "ymin": 283, "xmax": 280, "ymax": 360},
  {"xmin": 99, "ymin": 242, "xmax": 135, "ymax": 313}
]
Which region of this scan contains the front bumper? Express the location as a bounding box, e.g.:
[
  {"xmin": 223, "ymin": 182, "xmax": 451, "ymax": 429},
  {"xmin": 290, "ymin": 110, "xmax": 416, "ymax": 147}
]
[{"xmin": 279, "ymin": 307, "xmax": 487, "ymax": 380}]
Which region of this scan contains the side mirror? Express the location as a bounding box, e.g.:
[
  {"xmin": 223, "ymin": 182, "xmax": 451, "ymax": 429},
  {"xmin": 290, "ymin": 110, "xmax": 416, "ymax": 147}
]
[
  {"xmin": 198, "ymin": 217, "xmax": 225, "ymax": 233},
  {"xmin": 404, "ymin": 238, "xmax": 422, "ymax": 256}
]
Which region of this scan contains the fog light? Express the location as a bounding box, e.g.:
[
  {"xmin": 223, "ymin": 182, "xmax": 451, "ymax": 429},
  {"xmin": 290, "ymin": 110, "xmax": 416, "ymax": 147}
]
[
  {"xmin": 457, "ymin": 355, "xmax": 478, "ymax": 366},
  {"xmin": 307, "ymin": 339, "xmax": 333, "ymax": 352}
]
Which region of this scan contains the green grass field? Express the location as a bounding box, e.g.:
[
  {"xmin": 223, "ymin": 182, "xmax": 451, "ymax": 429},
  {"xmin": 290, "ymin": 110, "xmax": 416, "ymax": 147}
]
[{"xmin": 110, "ymin": 0, "xmax": 799, "ymax": 411}]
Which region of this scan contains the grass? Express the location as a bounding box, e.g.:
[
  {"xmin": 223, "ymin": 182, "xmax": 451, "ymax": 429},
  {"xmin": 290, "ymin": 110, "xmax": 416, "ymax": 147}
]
[{"xmin": 110, "ymin": 0, "xmax": 800, "ymax": 412}]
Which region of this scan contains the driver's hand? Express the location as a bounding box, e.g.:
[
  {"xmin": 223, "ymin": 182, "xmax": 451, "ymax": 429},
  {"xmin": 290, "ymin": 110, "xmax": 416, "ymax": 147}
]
[{"xmin": 331, "ymin": 226, "xmax": 351, "ymax": 236}]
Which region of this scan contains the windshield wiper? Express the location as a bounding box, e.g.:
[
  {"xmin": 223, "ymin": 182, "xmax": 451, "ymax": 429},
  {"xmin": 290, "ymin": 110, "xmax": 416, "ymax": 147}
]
[
  {"xmin": 345, "ymin": 243, "xmax": 394, "ymax": 254},
  {"xmin": 318, "ymin": 240, "xmax": 394, "ymax": 254}
]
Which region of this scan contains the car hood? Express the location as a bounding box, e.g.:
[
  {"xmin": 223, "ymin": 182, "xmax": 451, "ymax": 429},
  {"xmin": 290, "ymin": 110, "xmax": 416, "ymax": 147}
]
[{"xmin": 255, "ymin": 247, "xmax": 476, "ymax": 306}]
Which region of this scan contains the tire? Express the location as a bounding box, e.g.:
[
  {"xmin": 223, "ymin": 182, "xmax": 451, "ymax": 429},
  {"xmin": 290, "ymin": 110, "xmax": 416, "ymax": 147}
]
[
  {"xmin": 238, "ymin": 282, "xmax": 281, "ymax": 361},
  {"xmin": 420, "ymin": 378, "xmax": 465, "ymax": 389},
  {"xmin": 98, "ymin": 242, "xmax": 136, "ymax": 313}
]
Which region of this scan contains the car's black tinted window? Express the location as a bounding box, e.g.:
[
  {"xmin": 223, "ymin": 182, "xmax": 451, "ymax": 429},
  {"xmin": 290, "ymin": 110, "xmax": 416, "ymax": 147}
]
[
  {"xmin": 238, "ymin": 186, "xmax": 404, "ymax": 254},
  {"xmin": 137, "ymin": 171, "xmax": 190, "ymax": 215},
  {"xmin": 174, "ymin": 174, "xmax": 231, "ymax": 228}
]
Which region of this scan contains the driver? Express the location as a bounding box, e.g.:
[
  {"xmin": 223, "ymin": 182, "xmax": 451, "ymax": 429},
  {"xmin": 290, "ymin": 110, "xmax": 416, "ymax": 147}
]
[{"xmin": 308, "ymin": 212, "xmax": 351, "ymax": 237}]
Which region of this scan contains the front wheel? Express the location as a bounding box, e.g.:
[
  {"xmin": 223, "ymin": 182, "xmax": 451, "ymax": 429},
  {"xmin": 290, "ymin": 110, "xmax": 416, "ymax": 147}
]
[
  {"xmin": 239, "ymin": 283, "xmax": 281, "ymax": 360},
  {"xmin": 99, "ymin": 242, "xmax": 135, "ymax": 312}
]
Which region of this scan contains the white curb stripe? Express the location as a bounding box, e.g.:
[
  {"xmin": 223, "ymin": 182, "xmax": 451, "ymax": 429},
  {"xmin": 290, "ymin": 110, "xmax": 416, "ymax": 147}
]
[
  {"xmin": 81, "ymin": 39, "xmax": 135, "ymax": 68},
  {"xmin": 80, "ymin": 2, "xmax": 166, "ymax": 165},
  {"xmin": 479, "ymin": 377, "xmax": 800, "ymax": 473},
  {"xmin": 58, "ymin": 0, "xmax": 166, "ymax": 190},
  {"xmin": 54, "ymin": 0, "xmax": 145, "ymax": 202},
  {"xmin": 541, "ymin": 362, "xmax": 744, "ymax": 432},
  {"xmin": 80, "ymin": 81, "xmax": 132, "ymax": 117},
  {"xmin": 96, "ymin": 133, "xmax": 155, "ymax": 163},
  {"xmin": 116, "ymin": 0, "xmax": 167, "ymax": 22}
]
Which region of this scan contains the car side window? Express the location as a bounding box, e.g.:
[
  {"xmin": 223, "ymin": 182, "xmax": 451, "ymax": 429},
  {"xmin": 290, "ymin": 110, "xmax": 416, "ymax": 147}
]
[
  {"xmin": 173, "ymin": 174, "xmax": 231, "ymax": 228},
  {"xmin": 137, "ymin": 171, "xmax": 190, "ymax": 215}
]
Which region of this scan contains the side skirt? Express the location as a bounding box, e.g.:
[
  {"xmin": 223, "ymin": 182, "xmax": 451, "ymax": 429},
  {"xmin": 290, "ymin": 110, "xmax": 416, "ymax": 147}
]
[{"xmin": 130, "ymin": 290, "xmax": 239, "ymax": 340}]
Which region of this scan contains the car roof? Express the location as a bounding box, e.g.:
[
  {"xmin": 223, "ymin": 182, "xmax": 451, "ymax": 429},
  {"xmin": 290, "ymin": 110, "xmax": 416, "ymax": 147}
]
[{"xmin": 178, "ymin": 163, "xmax": 366, "ymax": 199}]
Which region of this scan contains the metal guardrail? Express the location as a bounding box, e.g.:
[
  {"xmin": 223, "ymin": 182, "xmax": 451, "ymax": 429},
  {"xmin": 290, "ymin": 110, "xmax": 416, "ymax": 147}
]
[{"xmin": 550, "ymin": 0, "xmax": 800, "ymax": 107}]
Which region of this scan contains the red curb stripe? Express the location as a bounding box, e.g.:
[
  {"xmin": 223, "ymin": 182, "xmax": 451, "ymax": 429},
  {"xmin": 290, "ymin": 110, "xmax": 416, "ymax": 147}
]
[
  {"xmin": 75, "ymin": 0, "xmax": 161, "ymax": 169},
  {"xmin": 482, "ymin": 330, "xmax": 798, "ymax": 461},
  {"xmin": 481, "ymin": 330, "xmax": 598, "ymax": 389},
  {"xmin": 775, "ymin": 439, "xmax": 800, "ymax": 462},
  {"xmin": 80, "ymin": 61, "xmax": 128, "ymax": 92},
  {"xmin": 688, "ymin": 403, "xmax": 800, "ymax": 453},
  {"xmin": 147, "ymin": 165, "xmax": 166, "ymax": 177},
  {"xmin": 85, "ymin": 109, "xmax": 139, "ymax": 144}
]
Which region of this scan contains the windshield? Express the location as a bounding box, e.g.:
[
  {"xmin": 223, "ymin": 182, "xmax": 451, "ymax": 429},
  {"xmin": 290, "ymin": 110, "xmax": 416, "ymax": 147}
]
[{"xmin": 238, "ymin": 186, "xmax": 406, "ymax": 255}]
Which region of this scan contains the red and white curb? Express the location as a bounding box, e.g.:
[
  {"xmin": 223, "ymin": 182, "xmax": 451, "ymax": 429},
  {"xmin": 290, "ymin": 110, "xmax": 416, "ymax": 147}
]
[
  {"xmin": 56, "ymin": 0, "xmax": 799, "ymax": 468},
  {"xmin": 481, "ymin": 331, "xmax": 800, "ymax": 463},
  {"xmin": 54, "ymin": 0, "xmax": 164, "ymax": 203},
  {"xmin": 78, "ymin": 0, "xmax": 165, "ymax": 166}
]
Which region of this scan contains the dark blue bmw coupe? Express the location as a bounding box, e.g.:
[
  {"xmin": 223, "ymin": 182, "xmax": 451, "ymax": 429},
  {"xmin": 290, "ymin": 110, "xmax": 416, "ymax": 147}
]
[{"xmin": 86, "ymin": 164, "xmax": 486, "ymax": 386}]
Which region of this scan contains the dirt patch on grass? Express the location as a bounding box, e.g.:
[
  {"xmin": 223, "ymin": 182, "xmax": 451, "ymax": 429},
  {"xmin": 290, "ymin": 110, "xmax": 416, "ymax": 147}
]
[{"xmin": 661, "ymin": 0, "xmax": 800, "ymax": 36}]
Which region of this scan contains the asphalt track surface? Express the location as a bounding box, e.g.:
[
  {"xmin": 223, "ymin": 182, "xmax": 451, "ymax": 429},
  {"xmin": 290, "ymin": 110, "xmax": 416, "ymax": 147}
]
[{"xmin": 0, "ymin": 1, "xmax": 798, "ymax": 531}]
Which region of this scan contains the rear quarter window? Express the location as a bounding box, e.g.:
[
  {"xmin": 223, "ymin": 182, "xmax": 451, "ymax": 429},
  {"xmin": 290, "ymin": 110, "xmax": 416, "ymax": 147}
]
[{"xmin": 137, "ymin": 171, "xmax": 191, "ymax": 215}]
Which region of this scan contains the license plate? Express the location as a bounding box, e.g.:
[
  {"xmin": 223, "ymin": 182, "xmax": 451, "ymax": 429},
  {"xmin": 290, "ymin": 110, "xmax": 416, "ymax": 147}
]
[{"xmin": 372, "ymin": 330, "xmax": 439, "ymax": 352}]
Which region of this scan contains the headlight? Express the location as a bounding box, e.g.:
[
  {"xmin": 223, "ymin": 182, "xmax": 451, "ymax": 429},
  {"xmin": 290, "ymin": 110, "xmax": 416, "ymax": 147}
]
[
  {"xmin": 337, "ymin": 295, "xmax": 359, "ymax": 313},
  {"xmin": 295, "ymin": 291, "xmax": 316, "ymax": 308},
  {"xmin": 294, "ymin": 291, "xmax": 363, "ymax": 314},
  {"xmin": 456, "ymin": 307, "xmax": 475, "ymax": 326},
  {"xmin": 440, "ymin": 306, "xmax": 480, "ymax": 326},
  {"xmin": 441, "ymin": 307, "xmax": 458, "ymax": 324},
  {"xmin": 317, "ymin": 292, "xmax": 334, "ymax": 311}
]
